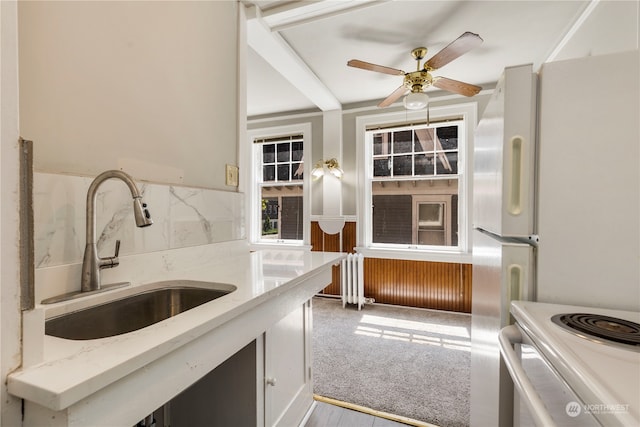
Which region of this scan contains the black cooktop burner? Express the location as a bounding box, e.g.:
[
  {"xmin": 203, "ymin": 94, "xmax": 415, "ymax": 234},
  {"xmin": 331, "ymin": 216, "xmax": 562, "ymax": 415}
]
[{"xmin": 551, "ymin": 313, "xmax": 640, "ymax": 349}]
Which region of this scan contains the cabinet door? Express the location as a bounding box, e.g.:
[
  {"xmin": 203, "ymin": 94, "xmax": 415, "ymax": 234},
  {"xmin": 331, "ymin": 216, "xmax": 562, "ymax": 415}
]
[
  {"xmin": 167, "ymin": 341, "xmax": 257, "ymax": 427},
  {"xmin": 264, "ymin": 301, "xmax": 313, "ymax": 427}
]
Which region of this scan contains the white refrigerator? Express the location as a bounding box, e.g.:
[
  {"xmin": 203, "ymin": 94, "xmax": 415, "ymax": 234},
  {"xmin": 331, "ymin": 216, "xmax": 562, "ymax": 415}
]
[{"xmin": 470, "ymin": 50, "xmax": 640, "ymax": 427}]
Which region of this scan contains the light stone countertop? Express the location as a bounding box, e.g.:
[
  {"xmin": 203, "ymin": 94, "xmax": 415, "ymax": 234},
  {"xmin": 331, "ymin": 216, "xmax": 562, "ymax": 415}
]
[{"xmin": 8, "ymin": 244, "xmax": 345, "ymax": 420}]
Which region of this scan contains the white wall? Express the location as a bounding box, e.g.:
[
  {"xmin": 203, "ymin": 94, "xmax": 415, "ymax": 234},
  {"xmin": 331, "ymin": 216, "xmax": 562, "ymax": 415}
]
[
  {"xmin": 1, "ymin": 2, "xmax": 242, "ymax": 424},
  {"xmin": 19, "ymin": 1, "xmax": 239, "ymax": 189},
  {"xmin": 1, "ymin": 1, "xmax": 23, "ymax": 424}
]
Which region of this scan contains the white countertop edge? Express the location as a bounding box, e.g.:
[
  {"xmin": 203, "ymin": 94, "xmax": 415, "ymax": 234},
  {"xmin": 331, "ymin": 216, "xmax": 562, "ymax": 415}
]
[{"xmin": 9, "ymin": 249, "xmax": 346, "ymax": 412}]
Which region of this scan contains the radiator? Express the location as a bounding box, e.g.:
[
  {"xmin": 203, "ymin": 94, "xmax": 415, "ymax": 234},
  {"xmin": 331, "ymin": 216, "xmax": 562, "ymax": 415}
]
[{"xmin": 340, "ymin": 253, "xmax": 365, "ymax": 310}]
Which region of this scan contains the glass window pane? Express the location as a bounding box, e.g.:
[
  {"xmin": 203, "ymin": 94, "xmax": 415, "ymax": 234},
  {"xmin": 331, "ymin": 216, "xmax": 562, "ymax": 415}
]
[
  {"xmin": 277, "ymin": 143, "xmax": 290, "ymax": 162},
  {"xmin": 439, "ymin": 137, "xmax": 458, "ymax": 151},
  {"xmin": 280, "ymin": 196, "xmax": 303, "ymax": 240},
  {"xmin": 291, "ymin": 141, "xmax": 303, "ymax": 162},
  {"xmin": 418, "ymin": 203, "xmax": 444, "ymax": 228},
  {"xmin": 414, "ymin": 154, "xmax": 434, "ymax": 175},
  {"xmin": 291, "ymin": 162, "xmax": 303, "ymax": 180},
  {"xmin": 373, "ymin": 133, "xmax": 390, "ymax": 155},
  {"xmin": 436, "ymin": 152, "xmax": 458, "ymax": 174},
  {"xmin": 393, "ymin": 130, "xmax": 412, "ymax": 153},
  {"xmin": 393, "ymin": 155, "xmax": 412, "ymax": 175},
  {"xmin": 263, "ymin": 165, "xmax": 275, "ymax": 181},
  {"xmin": 372, "ymin": 194, "xmax": 412, "ymax": 244},
  {"xmin": 263, "ymin": 144, "xmax": 275, "ymax": 164},
  {"xmin": 417, "ymin": 229, "xmax": 446, "ymax": 246},
  {"xmin": 277, "ymin": 164, "xmax": 290, "ymax": 181},
  {"xmin": 260, "ymin": 196, "xmax": 278, "ymax": 238},
  {"xmin": 413, "ymin": 137, "xmax": 427, "ymax": 153},
  {"xmin": 373, "ymin": 158, "xmax": 390, "ymax": 177},
  {"xmin": 437, "ymin": 127, "xmax": 458, "ymax": 150}
]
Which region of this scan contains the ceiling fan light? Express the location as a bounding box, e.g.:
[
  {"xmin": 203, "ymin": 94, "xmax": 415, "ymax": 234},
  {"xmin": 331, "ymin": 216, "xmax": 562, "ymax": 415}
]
[{"xmin": 403, "ymin": 92, "xmax": 429, "ymax": 110}]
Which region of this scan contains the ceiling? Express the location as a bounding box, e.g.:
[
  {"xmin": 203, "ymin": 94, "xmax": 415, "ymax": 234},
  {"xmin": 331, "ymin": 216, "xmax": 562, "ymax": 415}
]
[{"xmin": 244, "ymin": 0, "xmax": 591, "ymax": 118}]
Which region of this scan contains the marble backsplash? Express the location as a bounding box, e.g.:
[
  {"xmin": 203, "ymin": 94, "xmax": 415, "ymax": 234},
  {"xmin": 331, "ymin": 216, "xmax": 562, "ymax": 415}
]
[{"xmin": 34, "ymin": 172, "xmax": 245, "ymax": 268}]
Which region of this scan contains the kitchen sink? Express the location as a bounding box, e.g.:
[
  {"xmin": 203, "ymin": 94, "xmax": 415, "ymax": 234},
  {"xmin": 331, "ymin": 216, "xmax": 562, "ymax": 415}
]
[{"xmin": 45, "ymin": 281, "xmax": 236, "ymax": 340}]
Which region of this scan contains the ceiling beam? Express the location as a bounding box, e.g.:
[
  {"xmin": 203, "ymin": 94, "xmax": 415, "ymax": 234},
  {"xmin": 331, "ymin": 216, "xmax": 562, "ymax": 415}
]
[
  {"xmin": 261, "ymin": 0, "xmax": 390, "ymax": 32},
  {"xmin": 245, "ymin": 5, "xmax": 341, "ymax": 112}
]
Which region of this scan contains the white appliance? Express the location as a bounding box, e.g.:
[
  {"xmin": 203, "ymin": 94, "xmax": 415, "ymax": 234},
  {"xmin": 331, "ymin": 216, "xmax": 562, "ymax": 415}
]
[
  {"xmin": 500, "ymin": 301, "xmax": 640, "ymax": 426},
  {"xmin": 470, "ymin": 49, "xmax": 640, "ymax": 427}
]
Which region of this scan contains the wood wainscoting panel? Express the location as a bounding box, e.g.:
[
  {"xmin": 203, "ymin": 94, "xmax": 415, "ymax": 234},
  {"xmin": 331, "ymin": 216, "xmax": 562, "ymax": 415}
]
[
  {"xmin": 341, "ymin": 222, "xmax": 356, "ymax": 253},
  {"xmin": 311, "ymin": 221, "xmax": 471, "ymax": 313},
  {"xmin": 363, "ymin": 258, "xmax": 472, "ymax": 313},
  {"xmin": 310, "ymin": 221, "xmax": 342, "ymax": 252},
  {"xmin": 325, "ymin": 265, "xmax": 341, "ymax": 295},
  {"xmin": 311, "ymin": 221, "xmax": 356, "ymax": 253},
  {"xmin": 311, "ymin": 221, "xmax": 324, "ymax": 252}
]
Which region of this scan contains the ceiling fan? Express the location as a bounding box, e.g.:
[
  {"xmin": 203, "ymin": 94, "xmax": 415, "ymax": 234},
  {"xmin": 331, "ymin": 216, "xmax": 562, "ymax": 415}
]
[{"xmin": 347, "ymin": 32, "xmax": 483, "ymax": 110}]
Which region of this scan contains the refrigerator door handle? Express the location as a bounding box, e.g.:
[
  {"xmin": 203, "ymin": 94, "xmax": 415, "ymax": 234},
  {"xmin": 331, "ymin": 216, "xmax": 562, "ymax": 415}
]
[
  {"xmin": 499, "ymin": 325, "xmax": 558, "ymax": 427},
  {"xmin": 508, "ymin": 135, "xmax": 524, "ymax": 216},
  {"xmin": 507, "ymin": 264, "xmax": 523, "ymax": 302},
  {"xmin": 506, "ymin": 264, "xmax": 524, "ymax": 324}
]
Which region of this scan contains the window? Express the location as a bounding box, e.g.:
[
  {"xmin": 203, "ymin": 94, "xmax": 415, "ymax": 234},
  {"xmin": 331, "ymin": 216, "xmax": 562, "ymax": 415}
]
[
  {"xmin": 356, "ymin": 104, "xmax": 475, "ymax": 260},
  {"xmin": 372, "ymin": 126, "xmax": 459, "ymax": 178},
  {"xmin": 370, "ymin": 123, "xmax": 460, "ymax": 247},
  {"xmin": 248, "ymin": 124, "xmax": 311, "ymax": 246}
]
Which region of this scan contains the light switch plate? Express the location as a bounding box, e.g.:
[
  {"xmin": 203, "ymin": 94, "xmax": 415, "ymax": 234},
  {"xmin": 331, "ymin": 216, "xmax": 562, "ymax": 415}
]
[{"xmin": 225, "ymin": 164, "xmax": 239, "ymax": 186}]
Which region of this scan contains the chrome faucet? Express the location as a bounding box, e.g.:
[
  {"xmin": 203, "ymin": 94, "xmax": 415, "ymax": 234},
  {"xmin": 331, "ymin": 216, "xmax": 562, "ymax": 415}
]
[{"xmin": 81, "ymin": 170, "xmax": 153, "ymax": 292}]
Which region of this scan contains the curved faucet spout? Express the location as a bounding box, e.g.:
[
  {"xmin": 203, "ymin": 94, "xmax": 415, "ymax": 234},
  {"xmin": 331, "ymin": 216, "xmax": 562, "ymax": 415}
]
[{"xmin": 81, "ymin": 170, "xmax": 153, "ymax": 292}]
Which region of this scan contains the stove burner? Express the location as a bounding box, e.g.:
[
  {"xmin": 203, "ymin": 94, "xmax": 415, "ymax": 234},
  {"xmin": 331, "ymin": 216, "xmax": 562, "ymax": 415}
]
[{"xmin": 551, "ymin": 313, "xmax": 640, "ymax": 349}]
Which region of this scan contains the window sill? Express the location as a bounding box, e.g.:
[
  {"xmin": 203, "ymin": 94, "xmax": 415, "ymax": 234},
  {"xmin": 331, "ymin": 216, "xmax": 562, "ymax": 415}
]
[{"xmin": 354, "ymin": 246, "xmax": 472, "ymax": 264}]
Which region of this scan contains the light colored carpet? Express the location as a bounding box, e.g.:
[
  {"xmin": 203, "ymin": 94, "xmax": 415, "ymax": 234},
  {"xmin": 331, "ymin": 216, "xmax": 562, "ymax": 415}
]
[{"xmin": 312, "ymin": 296, "xmax": 471, "ymax": 427}]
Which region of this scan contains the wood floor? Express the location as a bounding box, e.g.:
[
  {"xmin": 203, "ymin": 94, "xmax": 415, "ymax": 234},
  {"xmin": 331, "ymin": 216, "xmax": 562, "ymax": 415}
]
[{"xmin": 304, "ymin": 401, "xmax": 411, "ymax": 427}]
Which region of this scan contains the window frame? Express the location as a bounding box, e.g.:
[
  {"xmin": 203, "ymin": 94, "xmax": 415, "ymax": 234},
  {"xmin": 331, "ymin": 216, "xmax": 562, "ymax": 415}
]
[
  {"xmin": 355, "ymin": 103, "xmax": 476, "ymax": 263},
  {"xmin": 247, "ymin": 123, "xmax": 312, "ymax": 248}
]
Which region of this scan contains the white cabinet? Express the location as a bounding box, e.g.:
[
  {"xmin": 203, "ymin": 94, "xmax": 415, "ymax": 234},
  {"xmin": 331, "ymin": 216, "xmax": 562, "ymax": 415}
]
[
  {"xmin": 157, "ymin": 300, "xmax": 314, "ymax": 427},
  {"xmin": 262, "ymin": 300, "xmax": 313, "ymax": 427},
  {"xmin": 164, "ymin": 341, "xmax": 258, "ymax": 426}
]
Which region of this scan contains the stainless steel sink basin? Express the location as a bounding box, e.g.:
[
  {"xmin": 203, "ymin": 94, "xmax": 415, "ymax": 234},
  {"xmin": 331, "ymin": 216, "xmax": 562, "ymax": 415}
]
[{"xmin": 45, "ymin": 281, "xmax": 236, "ymax": 340}]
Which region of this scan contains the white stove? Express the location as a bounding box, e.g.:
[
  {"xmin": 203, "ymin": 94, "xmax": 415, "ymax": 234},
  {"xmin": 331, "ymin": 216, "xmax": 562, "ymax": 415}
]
[{"xmin": 499, "ymin": 301, "xmax": 640, "ymax": 426}]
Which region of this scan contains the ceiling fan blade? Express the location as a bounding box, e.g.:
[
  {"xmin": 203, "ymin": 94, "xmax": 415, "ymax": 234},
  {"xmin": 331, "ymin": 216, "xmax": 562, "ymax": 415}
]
[
  {"xmin": 424, "ymin": 32, "xmax": 483, "ymax": 70},
  {"xmin": 378, "ymin": 85, "xmax": 409, "ymax": 107},
  {"xmin": 433, "ymin": 77, "xmax": 482, "ymax": 97},
  {"xmin": 347, "ymin": 59, "xmax": 405, "ymax": 76}
]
